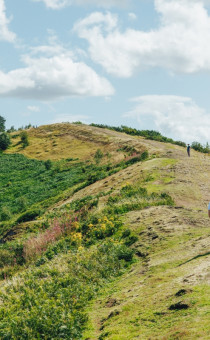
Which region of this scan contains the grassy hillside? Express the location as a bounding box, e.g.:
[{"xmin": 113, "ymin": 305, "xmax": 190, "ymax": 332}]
[{"xmin": 0, "ymin": 123, "xmax": 209, "ymax": 339}]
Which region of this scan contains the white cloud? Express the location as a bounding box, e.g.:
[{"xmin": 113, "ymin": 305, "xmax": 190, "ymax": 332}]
[
  {"xmin": 27, "ymin": 105, "xmax": 40, "ymax": 112},
  {"xmin": 74, "ymin": 0, "xmax": 210, "ymax": 77},
  {"xmin": 124, "ymin": 95, "xmax": 210, "ymax": 143},
  {"xmin": 51, "ymin": 113, "xmax": 90, "ymax": 123},
  {"xmin": 32, "ymin": 0, "xmax": 128, "ymax": 9},
  {"xmin": 0, "ymin": 53, "xmax": 114, "ymax": 100},
  {"xmin": 0, "ymin": 0, "xmax": 16, "ymax": 42},
  {"xmin": 128, "ymin": 12, "xmax": 137, "ymax": 21}
]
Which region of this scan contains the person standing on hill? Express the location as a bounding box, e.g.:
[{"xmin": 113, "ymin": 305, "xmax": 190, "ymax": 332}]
[
  {"xmin": 208, "ymin": 202, "xmax": 210, "ymax": 217},
  {"xmin": 187, "ymin": 144, "xmax": 191, "ymax": 157}
]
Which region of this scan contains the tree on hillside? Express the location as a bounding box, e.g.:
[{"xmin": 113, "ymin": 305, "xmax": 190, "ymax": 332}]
[
  {"xmin": 0, "ymin": 115, "xmax": 6, "ymax": 132},
  {"xmin": 0, "ymin": 132, "xmax": 11, "ymax": 150},
  {"xmin": 20, "ymin": 131, "xmax": 29, "ymax": 148},
  {"xmin": 191, "ymin": 141, "xmax": 210, "ymax": 154}
]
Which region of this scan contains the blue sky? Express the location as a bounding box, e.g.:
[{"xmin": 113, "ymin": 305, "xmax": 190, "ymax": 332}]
[{"xmin": 1, "ymin": 0, "xmax": 210, "ymax": 144}]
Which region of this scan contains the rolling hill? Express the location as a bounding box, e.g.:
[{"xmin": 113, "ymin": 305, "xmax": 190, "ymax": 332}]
[{"xmin": 0, "ymin": 123, "xmax": 209, "ymax": 339}]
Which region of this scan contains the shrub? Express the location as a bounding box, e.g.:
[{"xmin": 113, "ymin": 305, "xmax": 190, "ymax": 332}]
[
  {"xmin": 0, "ymin": 132, "xmax": 11, "ymax": 150},
  {"xmin": 20, "ymin": 131, "xmax": 29, "ymax": 147},
  {"xmin": 124, "ymin": 235, "xmax": 138, "ymax": 246},
  {"xmin": 94, "ymin": 149, "xmax": 104, "ymax": 164},
  {"xmin": 140, "ymin": 150, "xmax": 149, "ymax": 160},
  {"xmin": 121, "ymin": 229, "xmax": 131, "ymax": 238},
  {"xmin": 44, "ymin": 159, "xmax": 53, "ymax": 170},
  {"xmin": 115, "ymin": 244, "xmax": 134, "ymax": 262}
]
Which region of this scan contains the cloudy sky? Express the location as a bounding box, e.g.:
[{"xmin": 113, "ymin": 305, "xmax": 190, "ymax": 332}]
[{"xmin": 1, "ymin": 0, "xmax": 210, "ymax": 143}]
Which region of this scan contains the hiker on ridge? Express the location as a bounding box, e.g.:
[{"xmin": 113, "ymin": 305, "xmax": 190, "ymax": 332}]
[
  {"xmin": 208, "ymin": 202, "xmax": 210, "ymax": 217},
  {"xmin": 187, "ymin": 144, "xmax": 191, "ymax": 157}
]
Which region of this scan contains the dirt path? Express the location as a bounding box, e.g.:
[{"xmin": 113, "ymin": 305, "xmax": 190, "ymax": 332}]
[{"xmin": 80, "ymin": 133, "xmax": 210, "ymax": 340}]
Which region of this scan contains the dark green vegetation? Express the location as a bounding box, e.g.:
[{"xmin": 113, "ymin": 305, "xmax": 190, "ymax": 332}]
[
  {"xmin": 20, "ymin": 131, "xmax": 29, "ymax": 148},
  {"xmin": 0, "ymin": 152, "xmax": 147, "ymax": 231},
  {"xmin": 0, "ymin": 115, "xmax": 11, "ymax": 151},
  {"xmin": 90, "ymin": 123, "xmax": 186, "ymax": 147},
  {"xmin": 191, "ymin": 141, "xmax": 210, "ymax": 154},
  {"xmin": 90, "ymin": 123, "xmax": 210, "ymax": 154},
  {"xmin": 0, "ymin": 116, "xmax": 6, "ymax": 132},
  {"xmin": 0, "ymin": 132, "xmax": 11, "ymax": 151}
]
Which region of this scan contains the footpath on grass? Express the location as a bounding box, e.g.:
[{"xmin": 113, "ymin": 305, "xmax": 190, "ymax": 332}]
[{"xmin": 83, "ymin": 141, "xmax": 210, "ymax": 340}]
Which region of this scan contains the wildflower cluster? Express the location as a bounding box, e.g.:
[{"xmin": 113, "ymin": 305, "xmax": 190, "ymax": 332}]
[
  {"xmin": 23, "ymin": 215, "xmax": 80, "ymax": 261},
  {"xmin": 85, "ymin": 215, "xmax": 121, "ymax": 241}
]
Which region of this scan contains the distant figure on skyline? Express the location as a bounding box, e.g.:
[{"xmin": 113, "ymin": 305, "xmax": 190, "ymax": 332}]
[{"xmin": 187, "ymin": 144, "xmax": 191, "ymax": 157}]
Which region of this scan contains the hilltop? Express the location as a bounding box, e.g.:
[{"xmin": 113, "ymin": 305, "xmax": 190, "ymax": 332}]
[{"xmin": 0, "ymin": 123, "xmax": 209, "ymax": 339}]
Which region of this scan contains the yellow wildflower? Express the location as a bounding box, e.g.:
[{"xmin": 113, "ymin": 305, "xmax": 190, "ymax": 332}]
[
  {"xmin": 76, "ymin": 232, "xmax": 82, "ymax": 240},
  {"xmin": 101, "ymin": 224, "xmax": 106, "ymax": 230},
  {"xmin": 72, "ymin": 232, "xmax": 82, "ymax": 241},
  {"xmin": 72, "ymin": 221, "xmax": 80, "ymax": 229}
]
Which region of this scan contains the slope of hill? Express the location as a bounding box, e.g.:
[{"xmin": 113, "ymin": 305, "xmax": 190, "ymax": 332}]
[{"xmin": 0, "ymin": 123, "xmax": 209, "ymax": 339}]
